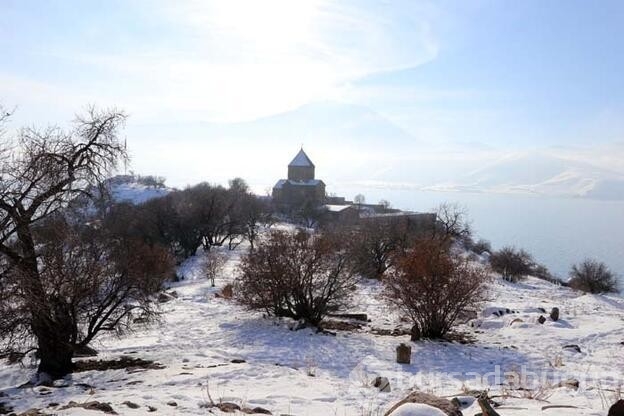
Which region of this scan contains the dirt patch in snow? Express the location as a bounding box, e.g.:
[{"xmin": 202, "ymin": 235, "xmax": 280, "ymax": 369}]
[{"xmin": 74, "ymin": 356, "xmax": 165, "ymax": 373}]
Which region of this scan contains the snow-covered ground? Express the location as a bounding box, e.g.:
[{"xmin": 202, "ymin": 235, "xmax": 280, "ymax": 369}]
[
  {"xmin": 1, "ymin": 240, "xmax": 623, "ymax": 415},
  {"xmin": 109, "ymin": 182, "xmax": 171, "ymax": 205}
]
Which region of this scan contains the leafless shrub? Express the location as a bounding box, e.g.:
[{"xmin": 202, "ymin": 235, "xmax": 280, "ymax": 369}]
[
  {"xmin": 236, "ymin": 229, "xmax": 358, "ymax": 327},
  {"xmin": 384, "ymin": 238, "xmax": 489, "ymax": 338},
  {"xmin": 219, "ymin": 284, "xmax": 234, "ymax": 299},
  {"xmin": 206, "ymin": 251, "xmax": 227, "ymax": 287},
  {"xmin": 568, "ymin": 259, "xmax": 618, "ymax": 294},
  {"xmin": 490, "ymin": 246, "xmax": 534, "ymax": 282}
]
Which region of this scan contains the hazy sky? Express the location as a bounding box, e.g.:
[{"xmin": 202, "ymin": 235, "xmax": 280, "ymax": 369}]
[{"xmin": 1, "ymin": 0, "xmax": 624, "ymax": 189}]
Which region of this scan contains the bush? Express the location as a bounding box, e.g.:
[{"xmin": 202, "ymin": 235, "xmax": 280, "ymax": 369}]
[
  {"xmin": 205, "ymin": 251, "xmax": 227, "ymax": 287},
  {"xmin": 464, "ymin": 238, "xmax": 492, "ymax": 255},
  {"xmin": 490, "ymin": 246, "xmax": 534, "ymax": 282},
  {"xmin": 236, "ymin": 230, "xmax": 358, "ymax": 327},
  {"xmin": 568, "ymin": 259, "xmax": 618, "ymax": 294},
  {"xmin": 384, "ymin": 238, "xmax": 489, "ymax": 338}
]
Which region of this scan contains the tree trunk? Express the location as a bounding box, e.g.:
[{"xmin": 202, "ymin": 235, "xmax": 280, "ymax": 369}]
[
  {"xmin": 36, "ymin": 334, "xmax": 74, "ymax": 379},
  {"xmin": 32, "ymin": 296, "xmax": 75, "ymax": 379}
]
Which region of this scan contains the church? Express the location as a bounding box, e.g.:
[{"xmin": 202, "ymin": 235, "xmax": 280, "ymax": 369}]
[{"xmin": 272, "ymin": 149, "xmax": 326, "ymax": 208}]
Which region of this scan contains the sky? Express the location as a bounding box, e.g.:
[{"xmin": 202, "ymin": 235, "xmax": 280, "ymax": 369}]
[{"xmin": 1, "ymin": 0, "xmax": 624, "ymax": 192}]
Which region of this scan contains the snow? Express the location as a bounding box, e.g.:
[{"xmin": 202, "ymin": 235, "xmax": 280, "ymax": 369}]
[
  {"xmin": 325, "ymin": 204, "xmax": 353, "ymax": 212},
  {"xmin": 110, "ymin": 182, "xmax": 171, "ymax": 204},
  {"xmin": 388, "ymin": 403, "xmax": 447, "ymax": 416},
  {"xmin": 273, "ymin": 179, "xmax": 287, "ymax": 189},
  {"xmin": 1, "ymin": 232, "xmax": 623, "ymax": 415}
]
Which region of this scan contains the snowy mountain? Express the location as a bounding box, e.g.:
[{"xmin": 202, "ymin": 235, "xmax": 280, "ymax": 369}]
[
  {"xmin": 458, "ymin": 152, "xmax": 624, "ymax": 200},
  {"xmin": 125, "ymin": 101, "xmax": 624, "ymax": 200}
]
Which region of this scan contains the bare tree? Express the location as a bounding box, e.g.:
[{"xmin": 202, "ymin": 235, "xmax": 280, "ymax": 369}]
[
  {"xmin": 354, "ymin": 194, "xmax": 366, "ymax": 206},
  {"xmin": 348, "ymin": 218, "xmax": 411, "ymax": 280},
  {"xmin": 489, "ymin": 246, "xmax": 534, "ymax": 282},
  {"xmin": 0, "ymin": 107, "xmax": 162, "ymax": 380},
  {"xmin": 34, "ymin": 213, "xmax": 172, "ymax": 348},
  {"xmin": 133, "ymin": 180, "xmax": 270, "ymax": 258},
  {"xmin": 432, "ymin": 203, "xmax": 472, "ymax": 243},
  {"xmin": 384, "ymin": 238, "xmax": 489, "ymax": 339},
  {"xmin": 378, "ymin": 199, "xmax": 391, "ymax": 212},
  {"xmin": 205, "ymin": 251, "xmax": 227, "ymax": 287}
]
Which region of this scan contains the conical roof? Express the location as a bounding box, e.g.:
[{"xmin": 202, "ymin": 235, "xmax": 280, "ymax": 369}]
[{"xmin": 288, "ymin": 149, "xmax": 314, "ymax": 168}]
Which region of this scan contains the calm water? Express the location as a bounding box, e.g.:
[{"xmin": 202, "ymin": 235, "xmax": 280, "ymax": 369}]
[{"xmin": 331, "ymin": 186, "xmax": 624, "ymax": 282}]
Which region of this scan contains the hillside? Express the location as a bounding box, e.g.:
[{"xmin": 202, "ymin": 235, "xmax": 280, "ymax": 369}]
[{"xmin": 1, "ymin": 234, "xmax": 622, "ymax": 415}]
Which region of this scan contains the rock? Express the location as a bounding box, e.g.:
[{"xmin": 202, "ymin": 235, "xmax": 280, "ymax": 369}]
[
  {"xmin": 0, "ymin": 402, "xmax": 14, "ymax": 415},
  {"xmin": 373, "ymin": 376, "xmax": 391, "ymax": 392},
  {"xmin": 609, "ymin": 400, "xmax": 624, "ymax": 416},
  {"xmin": 34, "ymin": 372, "xmax": 54, "ymax": 387},
  {"xmin": 450, "ymin": 396, "xmax": 475, "ymax": 409},
  {"xmin": 157, "ymin": 292, "xmax": 174, "ymax": 303},
  {"xmin": 17, "ymin": 410, "xmax": 46, "ymax": 416},
  {"xmin": 550, "ymin": 307, "xmax": 560, "ymax": 321},
  {"xmin": 123, "ymin": 401, "xmax": 140, "ymax": 409},
  {"xmin": 216, "ymin": 402, "xmax": 241, "ymax": 413},
  {"xmin": 231, "ymin": 359, "xmax": 246, "ymax": 364},
  {"xmin": 166, "ymin": 401, "xmax": 177, "ymax": 406},
  {"xmin": 147, "ymin": 405, "xmax": 157, "ymax": 412},
  {"xmin": 73, "ymin": 344, "xmax": 98, "ymax": 357},
  {"xmin": 457, "ymin": 310, "xmax": 478, "ymax": 324},
  {"xmin": 396, "ymin": 343, "xmax": 412, "ymax": 364},
  {"xmin": 247, "ymin": 407, "xmax": 272, "ymax": 414},
  {"xmin": 557, "ymin": 378, "xmax": 580, "ymax": 389},
  {"xmin": 563, "ymin": 344, "xmax": 582, "ymax": 353},
  {"xmin": 60, "ymin": 401, "xmax": 117, "ymax": 414},
  {"xmin": 537, "ymin": 315, "xmax": 546, "ymax": 324},
  {"xmin": 410, "ymin": 325, "xmax": 421, "ymax": 341},
  {"xmin": 328, "ymin": 313, "xmax": 368, "ymax": 322},
  {"xmin": 384, "ymin": 391, "xmax": 463, "ymax": 416}
]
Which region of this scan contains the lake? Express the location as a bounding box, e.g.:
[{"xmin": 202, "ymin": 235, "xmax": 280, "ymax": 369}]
[{"xmin": 330, "ymin": 186, "xmax": 624, "ymax": 282}]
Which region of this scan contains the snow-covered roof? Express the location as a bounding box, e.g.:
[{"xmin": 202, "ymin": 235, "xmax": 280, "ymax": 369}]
[
  {"xmin": 288, "ymin": 149, "xmax": 315, "ymax": 168},
  {"xmin": 273, "ymin": 179, "xmax": 287, "ymax": 189},
  {"xmin": 324, "ymin": 204, "xmax": 354, "ymax": 212},
  {"xmin": 296, "ymin": 179, "xmax": 323, "ymax": 186},
  {"xmin": 274, "ymin": 179, "xmax": 324, "ymax": 189}
]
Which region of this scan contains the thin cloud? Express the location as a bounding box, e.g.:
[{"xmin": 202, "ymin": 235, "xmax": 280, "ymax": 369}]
[{"xmin": 26, "ymin": 0, "xmax": 440, "ymax": 123}]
